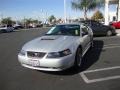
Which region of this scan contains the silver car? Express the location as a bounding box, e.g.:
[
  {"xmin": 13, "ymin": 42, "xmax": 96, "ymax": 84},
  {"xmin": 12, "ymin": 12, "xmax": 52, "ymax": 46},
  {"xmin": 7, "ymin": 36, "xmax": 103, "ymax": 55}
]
[
  {"xmin": 0, "ymin": 25, "xmax": 14, "ymax": 32},
  {"xmin": 18, "ymin": 24, "xmax": 93, "ymax": 71}
]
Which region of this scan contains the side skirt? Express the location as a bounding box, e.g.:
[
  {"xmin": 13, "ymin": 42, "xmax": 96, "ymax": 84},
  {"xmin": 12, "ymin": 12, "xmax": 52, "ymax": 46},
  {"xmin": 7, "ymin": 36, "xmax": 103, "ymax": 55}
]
[{"xmin": 82, "ymin": 42, "xmax": 91, "ymax": 57}]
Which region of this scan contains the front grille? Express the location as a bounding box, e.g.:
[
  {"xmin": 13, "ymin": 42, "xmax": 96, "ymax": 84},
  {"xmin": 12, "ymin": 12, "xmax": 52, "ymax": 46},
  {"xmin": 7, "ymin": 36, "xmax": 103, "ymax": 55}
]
[{"xmin": 27, "ymin": 51, "xmax": 46, "ymax": 58}]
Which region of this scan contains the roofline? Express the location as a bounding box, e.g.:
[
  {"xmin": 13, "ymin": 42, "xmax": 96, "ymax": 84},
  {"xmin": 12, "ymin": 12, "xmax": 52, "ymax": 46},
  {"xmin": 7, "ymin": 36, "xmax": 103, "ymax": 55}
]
[{"xmin": 56, "ymin": 23, "xmax": 81, "ymax": 26}]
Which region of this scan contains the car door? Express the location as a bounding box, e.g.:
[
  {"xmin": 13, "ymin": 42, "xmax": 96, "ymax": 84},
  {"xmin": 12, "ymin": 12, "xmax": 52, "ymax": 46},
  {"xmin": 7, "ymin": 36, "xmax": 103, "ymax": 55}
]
[
  {"xmin": 7, "ymin": 25, "xmax": 13, "ymax": 32},
  {"xmin": 81, "ymin": 25, "xmax": 91, "ymax": 53},
  {"xmin": 100, "ymin": 24, "xmax": 109, "ymax": 35},
  {"xmin": 90, "ymin": 22, "xmax": 101, "ymax": 35},
  {"xmin": 7, "ymin": 25, "xmax": 10, "ymax": 32},
  {"xmin": 91, "ymin": 22, "xmax": 106, "ymax": 35}
]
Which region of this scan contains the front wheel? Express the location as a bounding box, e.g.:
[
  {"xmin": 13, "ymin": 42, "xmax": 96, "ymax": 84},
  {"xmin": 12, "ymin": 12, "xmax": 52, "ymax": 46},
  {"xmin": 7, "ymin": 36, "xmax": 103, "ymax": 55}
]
[{"xmin": 74, "ymin": 48, "xmax": 82, "ymax": 68}]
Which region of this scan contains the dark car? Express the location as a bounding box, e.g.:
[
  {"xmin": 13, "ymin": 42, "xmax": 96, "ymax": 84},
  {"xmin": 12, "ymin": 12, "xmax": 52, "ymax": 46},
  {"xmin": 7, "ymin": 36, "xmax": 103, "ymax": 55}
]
[
  {"xmin": 13, "ymin": 25, "xmax": 24, "ymax": 29},
  {"xmin": 80, "ymin": 20, "xmax": 116, "ymax": 36}
]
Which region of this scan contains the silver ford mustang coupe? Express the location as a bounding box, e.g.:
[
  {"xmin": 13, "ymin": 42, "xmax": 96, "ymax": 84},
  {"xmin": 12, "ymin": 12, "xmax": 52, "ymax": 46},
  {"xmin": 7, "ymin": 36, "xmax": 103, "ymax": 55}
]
[{"xmin": 18, "ymin": 24, "xmax": 93, "ymax": 71}]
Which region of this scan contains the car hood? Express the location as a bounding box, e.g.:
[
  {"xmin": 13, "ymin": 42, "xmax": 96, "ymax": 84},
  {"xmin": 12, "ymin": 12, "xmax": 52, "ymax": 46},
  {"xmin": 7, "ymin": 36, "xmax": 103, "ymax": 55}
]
[
  {"xmin": 0, "ymin": 27, "xmax": 7, "ymax": 30},
  {"xmin": 22, "ymin": 35, "xmax": 77, "ymax": 52}
]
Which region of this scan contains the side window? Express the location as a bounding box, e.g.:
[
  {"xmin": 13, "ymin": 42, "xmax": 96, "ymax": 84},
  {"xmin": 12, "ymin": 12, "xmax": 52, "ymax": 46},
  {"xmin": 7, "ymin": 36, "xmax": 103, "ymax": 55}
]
[
  {"xmin": 81, "ymin": 25, "xmax": 89, "ymax": 36},
  {"xmin": 7, "ymin": 25, "xmax": 12, "ymax": 27},
  {"xmin": 93, "ymin": 22, "xmax": 101, "ymax": 26},
  {"xmin": 7, "ymin": 25, "xmax": 9, "ymax": 27}
]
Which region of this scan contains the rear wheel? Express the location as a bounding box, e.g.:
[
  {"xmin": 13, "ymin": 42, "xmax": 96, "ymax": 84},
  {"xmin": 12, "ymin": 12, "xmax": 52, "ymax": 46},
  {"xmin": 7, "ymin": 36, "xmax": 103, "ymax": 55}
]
[
  {"xmin": 74, "ymin": 47, "xmax": 82, "ymax": 68},
  {"xmin": 106, "ymin": 30, "xmax": 112, "ymax": 36}
]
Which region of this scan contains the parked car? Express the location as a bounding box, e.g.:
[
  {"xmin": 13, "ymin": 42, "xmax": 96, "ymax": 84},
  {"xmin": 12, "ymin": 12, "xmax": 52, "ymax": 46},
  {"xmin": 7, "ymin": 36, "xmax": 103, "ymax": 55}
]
[
  {"xmin": 13, "ymin": 24, "xmax": 24, "ymax": 29},
  {"xmin": 110, "ymin": 21, "xmax": 120, "ymax": 29},
  {"xmin": 18, "ymin": 23, "xmax": 93, "ymax": 71},
  {"xmin": 0, "ymin": 25, "xmax": 14, "ymax": 32},
  {"xmin": 36, "ymin": 24, "xmax": 43, "ymax": 28},
  {"xmin": 80, "ymin": 20, "xmax": 116, "ymax": 36}
]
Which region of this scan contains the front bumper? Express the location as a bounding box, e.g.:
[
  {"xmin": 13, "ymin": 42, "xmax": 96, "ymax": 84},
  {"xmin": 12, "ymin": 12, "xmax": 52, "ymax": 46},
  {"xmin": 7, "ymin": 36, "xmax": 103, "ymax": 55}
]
[{"xmin": 18, "ymin": 54, "xmax": 75, "ymax": 71}]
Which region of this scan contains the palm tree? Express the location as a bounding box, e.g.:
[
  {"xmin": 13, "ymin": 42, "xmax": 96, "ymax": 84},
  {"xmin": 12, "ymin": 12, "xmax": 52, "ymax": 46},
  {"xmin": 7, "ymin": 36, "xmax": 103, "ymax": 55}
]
[
  {"xmin": 1, "ymin": 17, "xmax": 15, "ymax": 25},
  {"xmin": 71, "ymin": 0, "xmax": 104, "ymax": 20}
]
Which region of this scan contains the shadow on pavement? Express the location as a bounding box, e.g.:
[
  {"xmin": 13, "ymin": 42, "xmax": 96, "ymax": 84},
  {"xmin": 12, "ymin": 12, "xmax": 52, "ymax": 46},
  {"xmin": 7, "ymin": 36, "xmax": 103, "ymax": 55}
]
[{"xmin": 40, "ymin": 40, "xmax": 104, "ymax": 76}]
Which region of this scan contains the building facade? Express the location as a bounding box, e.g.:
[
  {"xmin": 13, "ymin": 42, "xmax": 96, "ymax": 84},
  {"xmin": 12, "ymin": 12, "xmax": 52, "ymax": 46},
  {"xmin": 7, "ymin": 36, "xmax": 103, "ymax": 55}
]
[{"xmin": 105, "ymin": 0, "xmax": 120, "ymax": 25}]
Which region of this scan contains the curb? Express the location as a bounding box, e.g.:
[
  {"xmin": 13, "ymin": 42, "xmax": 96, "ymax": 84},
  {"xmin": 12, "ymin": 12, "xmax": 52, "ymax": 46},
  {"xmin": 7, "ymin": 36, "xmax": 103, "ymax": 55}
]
[
  {"xmin": 117, "ymin": 34, "xmax": 120, "ymax": 36},
  {"xmin": 115, "ymin": 29, "xmax": 120, "ymax": 36}
]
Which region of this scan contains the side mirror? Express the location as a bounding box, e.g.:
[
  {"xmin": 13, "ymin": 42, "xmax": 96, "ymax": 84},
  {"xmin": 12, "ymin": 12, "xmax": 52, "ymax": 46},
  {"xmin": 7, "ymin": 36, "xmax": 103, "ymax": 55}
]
[{"xmin": 82, "ymin": 32, "xmax": 88, "ymax": 36}]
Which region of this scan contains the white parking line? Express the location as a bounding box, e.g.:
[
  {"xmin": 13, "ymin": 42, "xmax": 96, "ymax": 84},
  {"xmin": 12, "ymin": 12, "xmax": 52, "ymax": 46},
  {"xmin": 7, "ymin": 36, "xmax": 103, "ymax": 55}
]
[
  {"xmin": 82, "ymin": 66, "xmax": 120, "ymax": 73},
  {"xmin": 80, "ymin": 66, "xmax": 120, "ymax": 84},
  {"xmin": 103, "ymin": 46, "xmax": 120, "ymax": 49},
  {"xmin": 94, "ymin": 45, "xmax": 120, "ymax": 50},
  {"xmin": 117, "ymin": 34, "xmax": 120, "ymax": 36},
  {"xmin": 104, "ymin": 44, "xmax": 120, "ymax": 47},
  {"xmin": 14, "ymin": 29, "xmax": 30, "ymax": 32}
]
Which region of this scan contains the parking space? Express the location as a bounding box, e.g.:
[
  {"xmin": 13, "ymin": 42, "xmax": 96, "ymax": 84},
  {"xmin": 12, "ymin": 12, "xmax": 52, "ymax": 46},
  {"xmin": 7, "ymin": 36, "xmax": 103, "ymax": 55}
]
[
  {"xmin": 80, "ymin": 66, "xmax": 120, "ymax": 83},
  {"xmin": 0, "ymin": 28, "xmax": 120, "ymax": 90},
  {"xmin": 79, "ymin": 36, "xmax": 120, "ymax": 84}
]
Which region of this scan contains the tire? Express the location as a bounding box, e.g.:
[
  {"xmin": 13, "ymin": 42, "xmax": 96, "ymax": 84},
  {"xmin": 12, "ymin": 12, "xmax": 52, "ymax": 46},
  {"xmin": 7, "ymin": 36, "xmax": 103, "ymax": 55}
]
[
  {"xmin": 106, "ymin": 30, "xmax": 112, "ymax": 36},
  {"xmin": 74, "ymin": 47, "xmax": 82, "ymax": 68}
]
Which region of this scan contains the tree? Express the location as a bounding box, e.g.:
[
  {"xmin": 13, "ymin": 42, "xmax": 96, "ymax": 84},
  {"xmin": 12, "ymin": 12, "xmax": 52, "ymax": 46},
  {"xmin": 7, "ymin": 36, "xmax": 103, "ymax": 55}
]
[
  {"xmin": 91, "ymin": 10, "xmax": 104, "ymax": 21},
  {"xmin": 22, "ymin": 18, "xmax": 41, "ymax": 28},
  {"xmin": 48, "ymin": 15, "xmax": 56, "ymax": 23},
  {"xmin": 24, "ymin": 18, "xmax": 33, "ymax": 25},
  {"xmin": 71, "ymin": 0, "xmax": 104, "ymax": 20},
  {"xmin": 32, "ymin": 20, "xmax": 39, "ymax": 24},
  {"xmin": 1, "ymin": 17, "xmax": 15, "ymax": 25}
]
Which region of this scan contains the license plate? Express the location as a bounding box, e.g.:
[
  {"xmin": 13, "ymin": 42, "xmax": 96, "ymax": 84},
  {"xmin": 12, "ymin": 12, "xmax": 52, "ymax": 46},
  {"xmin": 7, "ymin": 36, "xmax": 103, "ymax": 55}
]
[{"xmin": 29, "ymin": 60, "xmax": 40, "ymax": 66}]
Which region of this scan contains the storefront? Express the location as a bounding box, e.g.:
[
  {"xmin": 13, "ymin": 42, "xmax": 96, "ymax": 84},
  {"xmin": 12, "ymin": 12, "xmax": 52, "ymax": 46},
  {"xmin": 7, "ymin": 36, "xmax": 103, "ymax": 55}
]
[{"xmin": 105, "ymin": 0, "xmax": 120, "ymax": 25}]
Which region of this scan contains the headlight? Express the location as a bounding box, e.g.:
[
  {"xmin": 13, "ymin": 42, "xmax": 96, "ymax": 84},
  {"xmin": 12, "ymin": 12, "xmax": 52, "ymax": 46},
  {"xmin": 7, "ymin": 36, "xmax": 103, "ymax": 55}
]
[
  {"xmin": 19, "ymin": 50, "xmax": 26, "ymax": 56},
  {"xmin": 47, "ymin": 49, "xmax": 71, "ymax": 58}
]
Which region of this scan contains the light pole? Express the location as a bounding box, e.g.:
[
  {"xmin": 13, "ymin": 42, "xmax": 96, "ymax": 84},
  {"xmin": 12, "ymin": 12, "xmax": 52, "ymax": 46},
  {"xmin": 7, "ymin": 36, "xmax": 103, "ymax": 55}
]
[
  {"xmin": 118, "ymin": 0, "xmax": 120, "ymax": 21},
  {"xmin": 64, "ymin": 0, "xmax": 67, "ymax": 23},
  {"xmin": 45, "ymin": 12, "xmax": 48, "ymax": 24},
  {"xmin": 105, "ymin": 0, "xmax": 109, "ymax": 25},
  {"xmin": 0, "ymin": 12, "xmax": 3, "ymax": 24},
  {"xmin": 24, "ymin": 16, "xmax": 26, "ymax": 28}
]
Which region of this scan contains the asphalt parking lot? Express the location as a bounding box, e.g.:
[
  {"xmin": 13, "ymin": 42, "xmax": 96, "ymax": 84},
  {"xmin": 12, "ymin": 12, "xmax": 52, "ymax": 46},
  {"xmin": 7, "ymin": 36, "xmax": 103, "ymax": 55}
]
[{"xmin": 0, "ymin": 28, "xmax": 120, "ymax": 90}]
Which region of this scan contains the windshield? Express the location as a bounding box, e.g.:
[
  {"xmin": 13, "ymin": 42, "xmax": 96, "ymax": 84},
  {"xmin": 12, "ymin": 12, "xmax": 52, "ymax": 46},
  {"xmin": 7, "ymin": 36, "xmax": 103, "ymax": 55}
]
[{"xmin": 46, "ymin": 25, "xmax": 80, "ymax": 36}]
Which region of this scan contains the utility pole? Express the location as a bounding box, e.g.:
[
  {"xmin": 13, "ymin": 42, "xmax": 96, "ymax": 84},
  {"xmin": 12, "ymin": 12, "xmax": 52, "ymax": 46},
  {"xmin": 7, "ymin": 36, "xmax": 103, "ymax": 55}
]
[
  {"xmin": 118, "ymin": 0, "xmax": 120, "ymax": 21},
  {"xmin": 45, "ymin": 12, "xmax": 48, "ymax": 24},
  {"xmin": 41, "ymin": 9, "xmax": 45, "ymax": 27},
  {"xmin": 0, "ymin": 13, "xmax": 3, "ymax": 24},
  {"xmin": 105, "ymin": 0, "xmax": 109, "ymax": 25},
  {"xmin": 64, "ymin": 0, "xmax": 67, "ymax": 23},
  {"xmin": 24, "ymin": 16, "xmax": 26, "ymax": 28}
]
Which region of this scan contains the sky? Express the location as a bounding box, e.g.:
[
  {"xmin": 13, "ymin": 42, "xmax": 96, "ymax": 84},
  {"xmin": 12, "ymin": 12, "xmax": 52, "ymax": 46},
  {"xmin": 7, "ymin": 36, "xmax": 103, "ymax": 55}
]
[{"xmin": 0, "ymin": 0, "xmax": 118, "ymax": 21}]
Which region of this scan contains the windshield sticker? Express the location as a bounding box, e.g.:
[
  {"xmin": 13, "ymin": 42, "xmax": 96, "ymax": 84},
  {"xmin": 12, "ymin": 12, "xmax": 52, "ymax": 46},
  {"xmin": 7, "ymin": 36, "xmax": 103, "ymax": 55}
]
[{"xmin": 75, "ymin": 30, "xmax": 79, "ymax": 35}]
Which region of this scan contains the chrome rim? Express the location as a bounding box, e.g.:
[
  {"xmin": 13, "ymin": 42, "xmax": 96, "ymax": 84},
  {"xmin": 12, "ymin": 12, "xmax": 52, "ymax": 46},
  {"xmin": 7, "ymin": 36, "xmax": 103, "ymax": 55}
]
[{"xmin": 107, "ymin": 31, "xmax": 112, "ymax": 36}]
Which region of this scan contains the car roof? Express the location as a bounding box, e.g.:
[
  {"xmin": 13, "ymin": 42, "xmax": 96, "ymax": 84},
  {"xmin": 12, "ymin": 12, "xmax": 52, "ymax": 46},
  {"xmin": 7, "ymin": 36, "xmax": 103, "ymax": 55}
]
[{"xmin": 57, "ymin": 23, "xmax": 82, "ymax": 26}]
